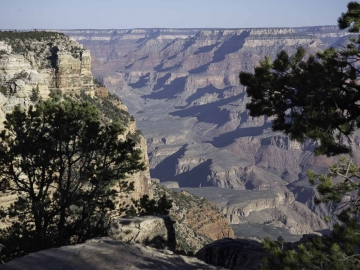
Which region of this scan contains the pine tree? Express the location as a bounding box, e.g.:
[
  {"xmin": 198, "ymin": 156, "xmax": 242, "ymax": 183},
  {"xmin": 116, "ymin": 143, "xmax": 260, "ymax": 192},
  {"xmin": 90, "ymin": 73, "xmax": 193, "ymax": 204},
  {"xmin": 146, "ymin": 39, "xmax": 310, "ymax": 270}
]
[
  {"xmin": 240, "ymin": 2, "xmax": 360, "ymax": 269},
  {"xmin": 0, "ymin": 97, "xmax": 145, "ymax": 262}
]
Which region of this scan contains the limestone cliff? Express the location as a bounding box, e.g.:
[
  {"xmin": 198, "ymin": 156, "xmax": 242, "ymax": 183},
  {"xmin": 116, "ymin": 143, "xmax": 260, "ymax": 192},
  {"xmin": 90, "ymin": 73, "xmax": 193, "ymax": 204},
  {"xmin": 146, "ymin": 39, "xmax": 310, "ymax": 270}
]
[
  {"xmin": 0, "ymin": 31, "xmax": 152, "ymax": 215},
  {"xmin": 0, "ymin": 32, "xmax": 241, "ymax": 259}
]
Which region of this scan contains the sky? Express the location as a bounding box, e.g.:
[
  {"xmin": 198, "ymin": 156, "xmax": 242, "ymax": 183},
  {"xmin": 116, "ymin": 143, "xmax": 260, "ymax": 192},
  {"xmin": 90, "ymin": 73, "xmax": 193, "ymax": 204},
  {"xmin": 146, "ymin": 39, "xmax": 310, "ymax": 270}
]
[{"xmin": 0, "ymin": 0, "xmax": 352, "ymax": 30}]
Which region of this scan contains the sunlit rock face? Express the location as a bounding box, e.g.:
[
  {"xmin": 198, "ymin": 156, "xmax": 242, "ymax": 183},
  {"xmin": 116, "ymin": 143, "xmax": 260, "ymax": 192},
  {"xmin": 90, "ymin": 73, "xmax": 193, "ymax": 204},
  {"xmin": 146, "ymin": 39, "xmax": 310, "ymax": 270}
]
[
  {"xmin": 62, "ymin": 26, "xmax": 350, "ymax": 234},
  {"xmin": 0, "ymin": 34, "xmax": 152, "ymax": 229}
]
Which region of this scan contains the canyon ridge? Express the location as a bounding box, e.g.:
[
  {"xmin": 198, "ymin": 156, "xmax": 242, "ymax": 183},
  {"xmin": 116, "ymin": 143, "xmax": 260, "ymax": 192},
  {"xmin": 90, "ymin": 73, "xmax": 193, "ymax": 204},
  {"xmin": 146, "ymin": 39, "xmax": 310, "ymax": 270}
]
[{"xmin": 60, "ymin": 27, "xmax": 353, "ymax": 238}]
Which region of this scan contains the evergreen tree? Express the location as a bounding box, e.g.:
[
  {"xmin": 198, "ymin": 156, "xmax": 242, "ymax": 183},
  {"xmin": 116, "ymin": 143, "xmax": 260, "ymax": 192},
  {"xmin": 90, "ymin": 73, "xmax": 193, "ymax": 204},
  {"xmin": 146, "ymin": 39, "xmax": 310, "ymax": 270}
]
[
  {"xmin": 239, "ymin": 2, "xmax": 360, "ymax": 157},
  {"xmin": 125, "ymin": 194, "xmax": 173, "ymax": 216},
  {"xmin": 0, "ymin": 97, "xmax": 145, "ymax": 262},
  {"xmin": 240, "ymin": 2, "xmax": 360, "ymax": 269}
]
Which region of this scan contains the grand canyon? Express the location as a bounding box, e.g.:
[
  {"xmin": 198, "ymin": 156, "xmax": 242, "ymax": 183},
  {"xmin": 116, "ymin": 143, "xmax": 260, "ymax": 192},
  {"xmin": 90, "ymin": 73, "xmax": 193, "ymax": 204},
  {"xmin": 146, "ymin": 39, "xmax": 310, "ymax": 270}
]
[{"xmin": 56, "ymin": 26, "xmax": 352, "ymax": 240}]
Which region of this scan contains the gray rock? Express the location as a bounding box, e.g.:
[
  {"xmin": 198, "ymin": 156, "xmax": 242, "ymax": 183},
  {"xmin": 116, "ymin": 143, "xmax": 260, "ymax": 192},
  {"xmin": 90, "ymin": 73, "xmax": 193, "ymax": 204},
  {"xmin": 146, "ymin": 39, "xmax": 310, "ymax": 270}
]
[
  {"xmin": 0, "ymin": 237, "xmax": 224, "ymax": 270},
  {"xmin": 196, "ymin": 238, "xmax": 266, "ymax": 270},
  {"xmin": 175, "ymin": 187, "xmax": 327, "ymax": 236},
  {"xmin": 159, "ymin": 181, "xmax": 180, "ymax": 188},
  {"xmin": 231, "ymin": 224, "xmax": 303, "ymax": 242},
  {"xmin": 108, "ymin": 215, "xmax": 176, "ymax": 250},
  {"xmin": 151, "ymin": 178, "xmax": 161, "ymax": 183}
]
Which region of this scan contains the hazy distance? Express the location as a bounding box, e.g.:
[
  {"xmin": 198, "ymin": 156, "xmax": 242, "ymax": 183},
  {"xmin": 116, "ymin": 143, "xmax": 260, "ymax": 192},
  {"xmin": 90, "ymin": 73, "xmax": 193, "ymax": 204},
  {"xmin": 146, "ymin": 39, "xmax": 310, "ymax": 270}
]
[{"xmin": 0, "ymin": 0, "xmax": 350, "ymax": 29}]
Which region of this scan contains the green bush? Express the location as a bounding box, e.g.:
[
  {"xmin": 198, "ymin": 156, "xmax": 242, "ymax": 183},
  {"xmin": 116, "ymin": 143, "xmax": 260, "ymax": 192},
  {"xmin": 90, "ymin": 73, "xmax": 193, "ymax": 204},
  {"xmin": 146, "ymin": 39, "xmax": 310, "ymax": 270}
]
[
  {"xmin": 79, "ymin": 91, "xmax": 130, "ymax": 124},
  {"xmin": 0, "ymin": 97, "xmax": 145, "ymax": 263},
  {"xmin": 125, "ymin": 195, "xmax": 173, "ymax": 216},
  {"xmin": 0, "ymin": 86, "xmax": 7, "ymax": 96},
  {"xmin": 93, "ymin": 78, "xmax": 104, "ymax": 87},
  {"xmin": 30, "ymin": 87, "xmax": 40, "ymax": 102}
]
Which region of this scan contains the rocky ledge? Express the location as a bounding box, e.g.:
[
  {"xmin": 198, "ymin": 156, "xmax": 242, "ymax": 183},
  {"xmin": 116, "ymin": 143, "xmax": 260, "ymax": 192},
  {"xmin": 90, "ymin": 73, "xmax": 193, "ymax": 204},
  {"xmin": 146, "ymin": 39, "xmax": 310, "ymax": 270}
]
[
  {"xmin": 0, "ymin": 237, "xmax": 224, "ymax": 270},
  {"xmin": 175, "ymin": 187, "xmax": 327, "ymax": 239},
  {"xmin": 152, "ymin": 182, "xmax": 235, "ymax": 254}
]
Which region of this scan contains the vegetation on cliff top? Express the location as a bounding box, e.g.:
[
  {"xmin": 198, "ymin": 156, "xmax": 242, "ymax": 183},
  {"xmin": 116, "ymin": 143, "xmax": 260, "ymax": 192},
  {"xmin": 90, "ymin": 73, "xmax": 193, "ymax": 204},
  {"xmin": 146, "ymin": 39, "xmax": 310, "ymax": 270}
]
[
  {"xmin": 240, "ymin": 1, "xmax": 360, "ymax": 269},
  {"xmin": 0, "ymin": 29, "xmax": 158, "ymax": 263},
  {"xmin": 0, "ymin": 31, "xmax": 82, "ymax": 69},
  {"xmin": 0, "ymin": 95, "xmax": 145, "ymax": 263},
  {"xmin": 0, "ymin": 31, "xmax": 65, "ymax": 41}
]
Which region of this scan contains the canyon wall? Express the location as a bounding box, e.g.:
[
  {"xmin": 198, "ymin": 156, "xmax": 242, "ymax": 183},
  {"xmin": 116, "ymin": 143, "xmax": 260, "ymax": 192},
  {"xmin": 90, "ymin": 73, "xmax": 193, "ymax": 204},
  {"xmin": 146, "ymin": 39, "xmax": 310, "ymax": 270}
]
[
  {"xmin": 0, "ymin": 33, "xmax": 152, "ymax": 219},
  {"xmin": 60, "ymin": 26, "xmax": 351, "ymax": 236},
  {"xmin": 0, "ymin": 32, "xmax": 236, "ymax": 249}
]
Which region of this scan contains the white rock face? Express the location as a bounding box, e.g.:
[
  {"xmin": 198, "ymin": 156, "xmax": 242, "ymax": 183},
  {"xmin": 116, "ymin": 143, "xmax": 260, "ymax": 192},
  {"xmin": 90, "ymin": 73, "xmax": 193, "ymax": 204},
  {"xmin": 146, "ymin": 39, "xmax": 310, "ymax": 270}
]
[
  {"xmin": 0, "ymin": 34, "xmax": 153, "ymax": 228},
  {"xmin": 0, "ymin": 54, "xmax": 32, "ymax": 80},
  {"xmin": 0, "ymin": 53, "xmax": 51, "ymax": 129},
  {"xmin": 0, "ymin": 41, "xmax": 11, "ymax": 54}
]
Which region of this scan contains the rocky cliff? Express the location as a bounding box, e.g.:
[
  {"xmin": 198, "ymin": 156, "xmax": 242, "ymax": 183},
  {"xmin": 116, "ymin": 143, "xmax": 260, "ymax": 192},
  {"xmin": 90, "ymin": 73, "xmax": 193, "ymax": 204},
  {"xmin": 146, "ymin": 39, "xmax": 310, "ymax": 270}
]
[
  {"xmin": 0, "ymin": 31, "xmax": 152, "ymax": 221},
  {"xmin": 174, "ymin": 187, "xmax": 327, "ymax": 240},
  {"xmin": 59, "ymin": 26, "xmax": 351, "ymax": 237},
  {"xmin": 152, "ymin": 182, "xmax": 234, "ymax": 254},
  {"xmin": 60, "ymin": 27, "xmax": 347, "ymax": 189},
  {"xmin": 0, "ymin": 33, "xmax": 238, "ymax": 264}
]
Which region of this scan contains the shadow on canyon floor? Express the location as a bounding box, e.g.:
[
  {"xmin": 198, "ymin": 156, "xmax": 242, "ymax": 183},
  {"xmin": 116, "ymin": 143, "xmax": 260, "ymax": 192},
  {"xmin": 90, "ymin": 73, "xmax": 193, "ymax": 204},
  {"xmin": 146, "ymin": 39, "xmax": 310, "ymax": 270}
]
[
  {"xmin": 150, "ymin": 146, "xmax": 187, "ymax": 182},
  {"xmin": 209, "ymin": 122, "xmax": 273, "ymax": 148},
  {"xmin": 144, "ymin": 77, "xmax": 187, "ymax": 100}
]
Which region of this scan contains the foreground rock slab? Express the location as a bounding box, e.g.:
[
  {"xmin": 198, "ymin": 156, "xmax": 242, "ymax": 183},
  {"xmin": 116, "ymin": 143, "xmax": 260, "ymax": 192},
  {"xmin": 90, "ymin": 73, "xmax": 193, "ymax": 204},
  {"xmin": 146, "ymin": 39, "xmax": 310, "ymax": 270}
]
[{"xmin": 0, "ymin": 238, "xmax": 224, "ymax": 270}]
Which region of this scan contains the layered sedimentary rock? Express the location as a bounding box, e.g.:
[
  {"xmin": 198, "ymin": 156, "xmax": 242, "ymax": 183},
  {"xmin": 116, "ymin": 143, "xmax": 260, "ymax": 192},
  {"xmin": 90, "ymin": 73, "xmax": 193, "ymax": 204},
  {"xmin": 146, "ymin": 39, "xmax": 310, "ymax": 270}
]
[
  {"xmin": 53, "ymin": 50, "xmax": 94, "ymax": 93},
  {"xmin": 60, "ymin": 27, "xmax": 350, "ymax": 235},
  {"xmin": 61, "ymin": 26, "xmax": 347, "ymax": 188},
  {"xmin": 175, "ymin": 187, "xmax": 327, "ymax": 238},
  {"xmin": 152, "ymin": 183, "xmax": 234, "ymax": 254},
  {"xmin": 0, "ymin": 33, "xmax": 152, "ymax": 216}
]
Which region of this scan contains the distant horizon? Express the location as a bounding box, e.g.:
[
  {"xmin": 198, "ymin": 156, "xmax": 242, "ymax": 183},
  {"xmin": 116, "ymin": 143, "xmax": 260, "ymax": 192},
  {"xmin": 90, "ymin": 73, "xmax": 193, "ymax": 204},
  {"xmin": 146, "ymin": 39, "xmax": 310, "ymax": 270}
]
[
  {"xmin": 0, "ymin": 25, "xmax": 343, "ymax": 31},
  {"xmin": 0, "ymin": 0, "xmax": 350, "ymax": 29}
]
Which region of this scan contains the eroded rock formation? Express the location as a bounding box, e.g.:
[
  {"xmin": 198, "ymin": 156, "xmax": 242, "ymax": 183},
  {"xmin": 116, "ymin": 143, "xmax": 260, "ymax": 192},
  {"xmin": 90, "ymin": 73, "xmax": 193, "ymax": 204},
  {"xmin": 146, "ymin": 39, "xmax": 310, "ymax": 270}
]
[
  {"xmin": 0, "ymin": 33, "xmax": 152, "ymax": 226},
  {"xmin": 174, "ymin": 187, "xmax": 327, "ymax": 239},
  {"xmin": 60, "ymin": 26, "xmax": 350, "ymax": 234},
  {"xmin": 152, "ymin": 183, "xmax": 234, "ymax": 254},
  {"xmin": 108, "ymin": 215, "xmax": 176, "ymax": 250},
  {"xmin": 0, "ymin": 34, "xmax": 235, "ymax": 264}
]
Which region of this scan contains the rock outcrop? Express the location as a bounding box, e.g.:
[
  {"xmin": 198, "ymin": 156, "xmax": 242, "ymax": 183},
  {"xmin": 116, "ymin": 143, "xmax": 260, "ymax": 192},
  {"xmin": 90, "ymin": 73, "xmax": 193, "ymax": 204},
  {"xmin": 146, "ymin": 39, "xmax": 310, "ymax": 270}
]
[
  {"xmin": 108, "ymin": 215, "xmax": 176, "ymax": 250},
  {"xmin": 0, "ymin": 32, "xmax": 152, "ymax": 225},
  {"xmin": 0, "ymin": 237, "xmax": 223, "ymax": 270},
  {"xmin": 174, "ymin": 187, "xmax": 327, "ymax": 239},
  {"xmin": 152, "ymin": 183, "xmax": 234, "ymax": 254}
]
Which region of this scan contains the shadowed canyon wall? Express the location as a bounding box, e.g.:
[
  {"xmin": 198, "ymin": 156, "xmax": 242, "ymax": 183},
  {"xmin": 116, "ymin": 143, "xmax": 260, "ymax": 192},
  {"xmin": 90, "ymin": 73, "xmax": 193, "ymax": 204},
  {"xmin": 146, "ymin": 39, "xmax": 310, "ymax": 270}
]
[{"xmin": 61, "ymin": 27, "xmax": 352, "ymax": 236}]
